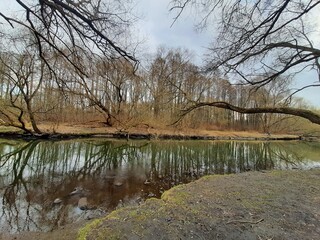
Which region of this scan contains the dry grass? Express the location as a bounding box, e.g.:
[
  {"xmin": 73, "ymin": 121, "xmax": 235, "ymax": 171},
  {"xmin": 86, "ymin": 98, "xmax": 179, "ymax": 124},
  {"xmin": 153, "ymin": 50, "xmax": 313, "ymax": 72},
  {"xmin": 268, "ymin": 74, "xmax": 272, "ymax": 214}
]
[
  {"xmin": 0, "ymin": 121, "xmax": 301, "ymax": 139},
  {"xmin": 32, "ymin": 122, "xmax": 298, "ymax": 139}
]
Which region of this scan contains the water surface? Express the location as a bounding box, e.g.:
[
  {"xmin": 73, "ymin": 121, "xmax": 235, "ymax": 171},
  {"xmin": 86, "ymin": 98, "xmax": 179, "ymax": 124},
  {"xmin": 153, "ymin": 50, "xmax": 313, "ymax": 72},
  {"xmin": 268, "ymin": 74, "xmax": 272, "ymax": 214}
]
[{"xmin": 0, "ymin": 139, "xmax": 319, "ymax": 233}]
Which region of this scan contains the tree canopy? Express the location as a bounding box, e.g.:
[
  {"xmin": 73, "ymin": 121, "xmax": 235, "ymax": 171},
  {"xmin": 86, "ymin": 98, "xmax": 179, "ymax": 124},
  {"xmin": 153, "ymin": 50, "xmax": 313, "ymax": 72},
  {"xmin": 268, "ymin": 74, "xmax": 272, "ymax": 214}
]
[
  {"xmin": 169, "ymin": 0, "xmax": 320, "ymax": 124},
  {"xmin": 0, "ymin": 0, "xmax": 137, "ymax": 75},
  {"xmin": 0, "ymin": 0, "xmax": 320, "ymax": 134}
]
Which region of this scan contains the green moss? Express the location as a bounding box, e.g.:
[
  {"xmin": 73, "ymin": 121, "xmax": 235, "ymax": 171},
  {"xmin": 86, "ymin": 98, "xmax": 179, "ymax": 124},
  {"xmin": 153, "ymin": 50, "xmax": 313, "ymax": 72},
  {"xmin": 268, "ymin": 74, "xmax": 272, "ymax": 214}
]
[
  {"xmin": 200, "ymin": 175, "xmax": 213, "ymax": 181},
  {"xmin": 127, "ymin": 209, "xmax": 150, "ymax": 221},
  {"xmin": 200, "ymin": 174, "xmax": 221, "ymax": 181},
  {"xmin": 78, "ymin": 170, "xmax": 320, "ymax": 239},
  {"xmin": 161, "ymin": 185, "xmax": 190, "ymax": 205},
  {"xmin": 96, "ymin": 229, "xmax": 121, "ymax": 240},
  {"xmin": 77, "ymin": 218, "xmax": 103, "ymax": 240},
  {"xmin": 269, "ymin": 170, "xmax": 285, "ymax": 176}
]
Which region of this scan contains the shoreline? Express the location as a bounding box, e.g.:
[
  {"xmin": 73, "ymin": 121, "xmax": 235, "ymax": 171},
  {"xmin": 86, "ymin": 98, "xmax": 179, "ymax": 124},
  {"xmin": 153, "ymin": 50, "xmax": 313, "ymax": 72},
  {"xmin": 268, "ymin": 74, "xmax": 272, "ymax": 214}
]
[
  {"xmin": 0, "ymin": 129, "xmax": 319, "ymax": 239},
  {"xmin": 79, "ymin": 169, "xmax": 320, "ymax": 240},
  {"xmin": 0, "ymin": 123, "xmax": 314, "ymax": 141},
  {"xmin": 0, "ymin": 130, "xmax": 306, "ymax": 141},
  {"xmin": 2, "ymin": 169, "xmax": 319, "ymax": 240}
]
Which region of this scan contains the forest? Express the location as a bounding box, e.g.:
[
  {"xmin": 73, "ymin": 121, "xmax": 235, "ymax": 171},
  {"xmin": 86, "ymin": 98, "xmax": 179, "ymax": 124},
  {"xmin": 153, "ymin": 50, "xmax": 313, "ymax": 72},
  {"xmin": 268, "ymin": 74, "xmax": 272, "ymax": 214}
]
[{"xmin": 0, "ymin": 0, "xmax": 319, "ymax": 135}]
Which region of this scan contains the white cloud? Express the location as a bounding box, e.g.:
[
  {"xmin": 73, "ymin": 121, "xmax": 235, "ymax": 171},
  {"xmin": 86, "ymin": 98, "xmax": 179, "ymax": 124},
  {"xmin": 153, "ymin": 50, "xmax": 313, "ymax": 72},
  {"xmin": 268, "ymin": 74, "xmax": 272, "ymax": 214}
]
[
  {"xmin": 136, "ymin": 2, "xmax": 319, "ymax": 107},
  {"xmin": 1, "ymin": 1, "xmax": 318, "ymax": 107},
  {"xmin": 307, "ymin": 5, "xmax": 320, "ymax": 48},
  {"xmin": 293, "ymin": 5, "xmax": 320, "ymax": 107},
  {"xmin": 136, "ymin": 0, "xmax": 211, "ymax": 63},
  {"xmin": 294, "ymin": 71, "xmax": 320, "ymax": 108}
]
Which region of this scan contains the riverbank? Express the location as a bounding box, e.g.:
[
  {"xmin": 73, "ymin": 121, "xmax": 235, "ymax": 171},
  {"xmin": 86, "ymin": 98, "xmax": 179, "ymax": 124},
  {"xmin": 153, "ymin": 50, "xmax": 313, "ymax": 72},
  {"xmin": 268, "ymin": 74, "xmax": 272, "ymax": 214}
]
[
  {"xmin": 0, "ymin": 123, "xmax": 308, "ymax": 141},
  {"xmin": 2, "ymin": 169, "xmax": 320, "ymax": 239},
  {"xmin": 79, "ymin": 169, "xmax": 320, "ymax": 240}
]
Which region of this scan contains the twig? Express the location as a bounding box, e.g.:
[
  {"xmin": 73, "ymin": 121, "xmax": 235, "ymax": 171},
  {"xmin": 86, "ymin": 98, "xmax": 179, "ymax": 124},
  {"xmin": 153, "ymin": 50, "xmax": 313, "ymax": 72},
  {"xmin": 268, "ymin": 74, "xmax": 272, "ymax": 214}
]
[{"xmin": 227, "ymin": 218, "xmax": 264, "ymax": 224}]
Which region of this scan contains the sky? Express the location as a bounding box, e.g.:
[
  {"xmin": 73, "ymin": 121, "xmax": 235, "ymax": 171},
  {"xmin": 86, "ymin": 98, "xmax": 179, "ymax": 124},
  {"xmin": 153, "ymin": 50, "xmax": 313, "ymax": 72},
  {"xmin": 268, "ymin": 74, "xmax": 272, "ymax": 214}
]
[
  {"xmin": 0, "ymin": 0, "xmax": 319, "ymax": 107},
  {"xmin": 135, "ymin": 0, "xmax": 212, "ymax": 63},
  {"xmin": 136, "ymin": 0, "xmax": 320, "ymax": 108}
]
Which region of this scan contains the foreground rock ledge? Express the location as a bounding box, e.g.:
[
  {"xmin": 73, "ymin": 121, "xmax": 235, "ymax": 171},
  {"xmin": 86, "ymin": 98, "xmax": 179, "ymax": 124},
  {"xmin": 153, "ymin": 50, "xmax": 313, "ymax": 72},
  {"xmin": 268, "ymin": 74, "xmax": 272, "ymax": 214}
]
[{"xmin": 79, "ymin": 169, "xmax": 320, "ymax": 240}]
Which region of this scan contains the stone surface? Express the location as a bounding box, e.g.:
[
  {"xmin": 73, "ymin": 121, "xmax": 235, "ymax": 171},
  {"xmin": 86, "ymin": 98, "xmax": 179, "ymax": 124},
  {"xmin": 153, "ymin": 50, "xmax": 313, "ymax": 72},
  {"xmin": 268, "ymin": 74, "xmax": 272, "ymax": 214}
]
[
  {"xmin": 53, "ymin": 198, "xmax": 62, "ymax": 204},
  {"xmin": 70, "ymin": 187, "xmax": 83, "ymax": 195},
  {"xmin": 113, "ymin": 180, "xmax": 124, "ymax": 186},
  {"xmin": 78, "ymin": 197, "xmax": 88, "ymax": 210}
]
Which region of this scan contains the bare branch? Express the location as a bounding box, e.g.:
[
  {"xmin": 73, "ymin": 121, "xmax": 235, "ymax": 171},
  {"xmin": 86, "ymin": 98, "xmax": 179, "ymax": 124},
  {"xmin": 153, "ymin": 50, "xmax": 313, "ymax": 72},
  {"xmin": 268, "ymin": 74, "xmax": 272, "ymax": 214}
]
[
  {"xmin": 175, "ymin": 101, "xmax": 320, "ymax": 125},
  {"xmin": 0, "ymin": 0, "xmax": 138, "ymax": 78}
]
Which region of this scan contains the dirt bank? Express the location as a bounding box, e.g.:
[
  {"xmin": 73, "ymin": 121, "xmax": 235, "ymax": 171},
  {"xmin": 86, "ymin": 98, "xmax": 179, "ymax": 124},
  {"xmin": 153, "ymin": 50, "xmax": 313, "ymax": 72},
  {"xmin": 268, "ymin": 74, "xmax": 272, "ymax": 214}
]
[
  {"xmin": 2, "ymin": 170, "xmax": 320, "ymax": 240},
  {"xmin": 78, "ymin": 169, "xmax": 320, "ymax": 240},
  {"xmin": 0, "ymin": 123, "xmax": 304, "ymax": 141}
]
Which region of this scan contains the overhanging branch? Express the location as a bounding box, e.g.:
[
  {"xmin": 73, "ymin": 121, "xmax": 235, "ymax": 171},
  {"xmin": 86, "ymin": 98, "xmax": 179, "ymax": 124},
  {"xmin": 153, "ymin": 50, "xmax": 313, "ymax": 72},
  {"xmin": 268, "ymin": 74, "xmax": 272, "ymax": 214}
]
[{"xmin": 175, "ymin": 101, "xmax": 320, "ymax": 125}]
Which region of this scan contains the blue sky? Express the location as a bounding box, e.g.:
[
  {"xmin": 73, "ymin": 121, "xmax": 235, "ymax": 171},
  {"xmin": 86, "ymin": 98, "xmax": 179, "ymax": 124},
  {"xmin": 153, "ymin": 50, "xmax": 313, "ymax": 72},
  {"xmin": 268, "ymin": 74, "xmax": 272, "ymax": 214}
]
[{"xmin": 0, "ymin": 0, "xmax": 319, "ymax": 107}]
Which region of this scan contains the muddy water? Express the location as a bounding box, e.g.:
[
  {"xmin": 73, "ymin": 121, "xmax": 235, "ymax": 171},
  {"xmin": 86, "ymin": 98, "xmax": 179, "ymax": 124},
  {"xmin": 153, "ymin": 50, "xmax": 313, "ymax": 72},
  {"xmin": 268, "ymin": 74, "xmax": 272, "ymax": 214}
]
[{"xmin": 0, "ymin": 139, "xmax": 319, "ymax": 233}]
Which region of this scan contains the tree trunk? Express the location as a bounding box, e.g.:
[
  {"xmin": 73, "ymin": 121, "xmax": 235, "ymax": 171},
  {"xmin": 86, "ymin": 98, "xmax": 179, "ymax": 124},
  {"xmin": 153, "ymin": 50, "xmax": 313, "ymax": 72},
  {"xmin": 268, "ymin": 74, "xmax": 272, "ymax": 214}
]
[
  {"xmin": 178, "ymin": 101, "xmax": 320, "ymax": 126},
  {"xmin": 26, "ymin": 100, "xmax": 42, "ymax": 134}
]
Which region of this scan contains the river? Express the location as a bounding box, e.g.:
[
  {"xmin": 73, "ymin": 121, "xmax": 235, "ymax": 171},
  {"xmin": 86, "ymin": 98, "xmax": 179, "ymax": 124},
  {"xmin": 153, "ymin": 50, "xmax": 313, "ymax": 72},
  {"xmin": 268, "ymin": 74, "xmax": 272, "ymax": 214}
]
[{"xmin": 0, "ymin": 138, "xmax": 319, "ymax": 233}]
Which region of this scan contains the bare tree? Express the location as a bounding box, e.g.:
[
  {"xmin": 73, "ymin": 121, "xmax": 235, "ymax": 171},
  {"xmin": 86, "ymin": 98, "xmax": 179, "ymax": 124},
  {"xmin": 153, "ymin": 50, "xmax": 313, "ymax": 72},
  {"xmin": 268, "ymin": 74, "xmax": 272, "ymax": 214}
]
[
  {"xmin": 146, "ymin": 47, "xmax": 199, "ymax": 121},
  {"xmin": 0, "ymin": 0, "xmax": 138, "ymax": 77},
  {"xmin": 0, "ymin": 0, "xmax": 140, "ymax": 133},
  {"xmin": 0, "ymin": 34, "xmax": 47, "ymax": 134},
  {"xmin": 170, "ymin": 0, "xmax": 320, "ymax": 125}
]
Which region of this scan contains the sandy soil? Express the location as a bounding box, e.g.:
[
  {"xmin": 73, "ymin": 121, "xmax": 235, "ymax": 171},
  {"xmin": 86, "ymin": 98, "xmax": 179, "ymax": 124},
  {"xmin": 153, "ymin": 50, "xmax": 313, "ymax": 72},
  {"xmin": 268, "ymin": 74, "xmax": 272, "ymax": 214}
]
[
  {"xmin": 41, "ymin": 122, "xmax": 298, "ymax": 138},
  {"xmin": 3, "ymin": 169, "xmax": 319, "ymax": 239},
  {"xmin": 0, "ymin": 123, "xmax": 301, "ymax": 140}
]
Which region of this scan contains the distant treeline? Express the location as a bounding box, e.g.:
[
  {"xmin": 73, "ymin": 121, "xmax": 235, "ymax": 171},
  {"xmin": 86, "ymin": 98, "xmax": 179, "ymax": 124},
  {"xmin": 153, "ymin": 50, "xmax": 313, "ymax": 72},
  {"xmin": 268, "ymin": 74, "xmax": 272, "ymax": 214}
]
[{"xmin": 0, "ymin": 43, "xmax": 316, "ymax": 134}]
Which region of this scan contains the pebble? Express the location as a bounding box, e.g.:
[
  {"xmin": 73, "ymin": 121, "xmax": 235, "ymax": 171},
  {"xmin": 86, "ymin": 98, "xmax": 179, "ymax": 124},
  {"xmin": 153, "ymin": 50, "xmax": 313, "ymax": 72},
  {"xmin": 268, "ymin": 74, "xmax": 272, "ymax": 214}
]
[
  {"xmin": 53, "ymin": 198, "xmax": 62, "ymax": 204},
  {"xmin": 70, "ymin": 187, "xmax": 83, "ymax": 195},
  {"xmin": 114, "ymin": 180, "xmax": 124, "ymax": 187},
  {"xmin": 78, "ymin": 197, "xmax": 88, "ymax": 210},
  {"xmin": 144, "ymin": 180, "xmax": 151, "ymax": 185}
]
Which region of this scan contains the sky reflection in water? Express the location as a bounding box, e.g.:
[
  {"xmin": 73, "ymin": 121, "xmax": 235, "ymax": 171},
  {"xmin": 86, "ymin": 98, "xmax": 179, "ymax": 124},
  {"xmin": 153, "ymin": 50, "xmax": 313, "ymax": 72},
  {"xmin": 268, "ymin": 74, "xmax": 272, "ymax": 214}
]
[{"xmin": 0, "ymin": 139, "xmax": 319, "ymax": 233}]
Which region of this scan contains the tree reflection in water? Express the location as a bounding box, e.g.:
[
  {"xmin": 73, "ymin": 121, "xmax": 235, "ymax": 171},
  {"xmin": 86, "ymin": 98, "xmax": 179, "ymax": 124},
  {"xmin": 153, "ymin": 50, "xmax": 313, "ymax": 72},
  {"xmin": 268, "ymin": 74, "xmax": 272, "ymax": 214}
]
[{"xmin": 0, "ymin": 139, "xmax": 319, "ymax": 233}]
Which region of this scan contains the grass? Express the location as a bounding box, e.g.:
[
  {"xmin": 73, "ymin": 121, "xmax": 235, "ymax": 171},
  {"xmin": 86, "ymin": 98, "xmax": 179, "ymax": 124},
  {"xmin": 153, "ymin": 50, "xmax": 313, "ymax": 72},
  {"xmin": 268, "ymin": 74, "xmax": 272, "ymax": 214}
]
[{"xmin": 78, "ymin": 169, "xmax": 320, "ymax": 240}]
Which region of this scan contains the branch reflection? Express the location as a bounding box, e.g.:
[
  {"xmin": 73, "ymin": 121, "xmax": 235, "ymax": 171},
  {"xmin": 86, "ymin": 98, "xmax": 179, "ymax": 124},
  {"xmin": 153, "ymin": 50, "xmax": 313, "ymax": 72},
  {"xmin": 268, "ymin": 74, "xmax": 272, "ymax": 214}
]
[{"xmin": 0, "ymin": 139, "xmax": 318, "ymax": 233}]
